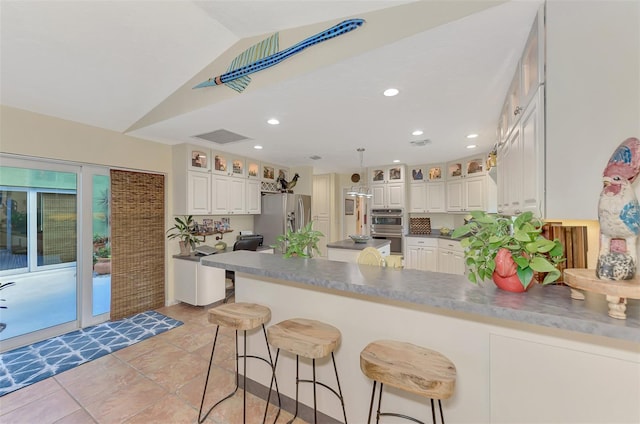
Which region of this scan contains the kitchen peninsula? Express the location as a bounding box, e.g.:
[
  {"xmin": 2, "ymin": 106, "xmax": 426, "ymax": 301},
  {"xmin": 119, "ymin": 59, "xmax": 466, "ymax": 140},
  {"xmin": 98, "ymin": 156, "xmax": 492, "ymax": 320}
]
[
  {"xmin": 201, "ymin": 251, "xmax": 640, "ymax": 423},
  {"xmin": 326, "ymin": 238, "xmax": 390, "ymax": 263}
]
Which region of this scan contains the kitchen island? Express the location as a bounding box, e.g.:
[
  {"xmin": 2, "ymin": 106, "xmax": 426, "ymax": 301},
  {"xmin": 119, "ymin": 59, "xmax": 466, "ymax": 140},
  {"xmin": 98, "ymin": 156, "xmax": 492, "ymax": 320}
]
[
  {"xmin": 326, "ymin": 238, "xmax": 390, "ymax": 263},
  {"xmin": 201, "ymin": 251, "xmax": 640, "ymax": 423}
]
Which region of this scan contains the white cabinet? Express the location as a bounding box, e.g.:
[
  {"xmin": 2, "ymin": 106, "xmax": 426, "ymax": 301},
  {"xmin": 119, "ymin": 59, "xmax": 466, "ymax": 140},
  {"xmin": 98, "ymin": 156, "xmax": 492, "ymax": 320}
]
[
  {"xmin": 437, "ymin": 239, "xmax": 465, "ymax": 275},
  {"xmin": 370, "ymin": 165, "xmax": 405, "ymax": 184},
  {"xmin": 245, "ymin": 179, "xmax": 261, "ymax": 214},
  {"xmin": 212, "ymin": 151, "xmax": 246, "ymax": 178},
  {"xmin": 446, "ymin": 175, "xmax": 493, "ymax": 212},
  {"xmin": 404, "ymin": 237, "xmax": 438, "ymax": 271},
  {"xmin": 409, "ymin": 181, "xmax": 445, "ymax": 213},
  {"xmin": 371, "ymin": 183, "xmax": 405, "ymax": 209},
  {"xmin": 312, "ymin": 173, "xmax": 335, "ymax": 258},
  {"xmin": 185, "ymin": 172, "xmax": 211, "ymax": 215},
  {"xmin": 212, "ymin": 174, "xmax": 245, "ymax": 215},
  {"xmin": 497, "ymin": 87, "xmax": 544, "ymax": 216},
  {"xmin": 173, "ymin": 258, "xmax": 225, "ymax": 306},
  {"xmin": 172, "ymin": 144, "xmax": 213, "ymax": 215}
]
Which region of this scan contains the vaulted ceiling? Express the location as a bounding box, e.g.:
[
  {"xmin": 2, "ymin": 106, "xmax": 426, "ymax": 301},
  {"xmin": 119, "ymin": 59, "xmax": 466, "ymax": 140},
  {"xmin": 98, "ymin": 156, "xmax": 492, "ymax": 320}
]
[{"xmin": 1, "ymin": 1, "xmax": 542, "ymax": 173}]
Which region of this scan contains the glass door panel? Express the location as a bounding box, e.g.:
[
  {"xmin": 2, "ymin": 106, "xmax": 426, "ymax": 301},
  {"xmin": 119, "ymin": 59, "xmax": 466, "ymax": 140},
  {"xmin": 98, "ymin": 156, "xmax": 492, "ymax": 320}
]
[
  {"xmin": 92, "ymin": 175, "xmax": 110, "ymax": 316},
  {"xmin": 0, "ymin": 189, "xmax": 28, "ymax": 272}
]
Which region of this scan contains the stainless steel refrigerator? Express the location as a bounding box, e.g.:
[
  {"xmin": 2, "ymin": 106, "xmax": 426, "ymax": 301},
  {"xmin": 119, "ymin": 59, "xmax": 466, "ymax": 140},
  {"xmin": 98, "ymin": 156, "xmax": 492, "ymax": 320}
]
[{"xmin": 254, "ymin": 193, "xmax": 311, "ymax": 251}]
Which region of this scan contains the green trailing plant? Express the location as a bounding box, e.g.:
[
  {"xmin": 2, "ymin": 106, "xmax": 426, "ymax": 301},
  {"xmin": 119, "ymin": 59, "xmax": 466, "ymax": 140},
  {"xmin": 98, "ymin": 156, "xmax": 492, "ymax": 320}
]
[
  {"xmin": 166, "ymin": 215, "xmax": 201, "ymax": 250},
  {"xmin": 272, "ymin": 220, "xmax": 324, "ymax": 258},
  {"xmin": 451, "ymin": 210, "xmax": 565, "ymax": 288},
  {"xmin": 96, "ymin": 246, "xmax": 111, "ymax": 258}
]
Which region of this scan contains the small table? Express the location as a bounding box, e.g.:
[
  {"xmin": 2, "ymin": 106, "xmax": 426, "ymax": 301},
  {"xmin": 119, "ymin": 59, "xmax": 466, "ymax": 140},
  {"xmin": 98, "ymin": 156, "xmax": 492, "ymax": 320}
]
[{"xmin": 564, "ymin": 268, "xmax": 640, "ymax": 319}]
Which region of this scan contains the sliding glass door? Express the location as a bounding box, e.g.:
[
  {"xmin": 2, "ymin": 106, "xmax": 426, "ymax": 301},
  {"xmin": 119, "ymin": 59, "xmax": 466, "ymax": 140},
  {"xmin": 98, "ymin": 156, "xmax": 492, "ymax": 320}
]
[{"xmin": 0, "ymin": 157, "xmax": 110, "ymax": 351}]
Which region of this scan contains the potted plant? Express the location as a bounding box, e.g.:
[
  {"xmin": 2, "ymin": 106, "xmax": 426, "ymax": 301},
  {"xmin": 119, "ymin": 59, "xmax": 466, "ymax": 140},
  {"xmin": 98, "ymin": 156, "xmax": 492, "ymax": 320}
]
[
  {"xmin": 451, "ymin": 210, "xmax": 565, "ymax": 292},
  {"xmin": 272, "ymin": 221, "xmax": 324, "ymax": 258},
  {"xmin": 94, "ymin": 245, "xmax": 111, "ymax": 275},
  {"xmin": 166, "ymin": 215, "xmax": 201, "ymax": 256}
]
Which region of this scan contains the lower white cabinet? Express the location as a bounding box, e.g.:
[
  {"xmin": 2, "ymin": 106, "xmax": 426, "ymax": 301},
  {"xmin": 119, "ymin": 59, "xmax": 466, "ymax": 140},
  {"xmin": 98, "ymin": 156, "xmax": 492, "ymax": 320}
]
[
  {"xmin": 405, "ymin": 237, "xmax": 438, "ymax": 271},
  {"xmin": 173, "ymin": 258, "xmax": 225, "ymax": 306},
  {"xmin": 437, "ymin": 239, "xmax": 465, "ymax": 275}
]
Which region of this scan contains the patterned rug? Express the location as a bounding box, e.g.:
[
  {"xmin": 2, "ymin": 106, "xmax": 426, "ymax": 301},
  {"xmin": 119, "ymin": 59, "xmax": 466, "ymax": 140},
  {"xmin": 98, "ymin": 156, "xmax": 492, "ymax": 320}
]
[{"xmin": 0, "ymin": 310, "xmax": 183, "ymax": 396}]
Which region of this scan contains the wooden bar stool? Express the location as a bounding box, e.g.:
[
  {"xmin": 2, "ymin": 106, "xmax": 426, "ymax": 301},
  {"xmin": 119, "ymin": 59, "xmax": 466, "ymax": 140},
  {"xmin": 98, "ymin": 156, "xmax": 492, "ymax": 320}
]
[
  {"xmin": 360, "ymin": 340, "xmax": 456, "ymax": 424},
  {"xmin": 198, "ymin": 302, "xmax": 280, "ymax": 424},
  {"xmin": 265, "ymin": 318, "xmax": 347, "ymax": 424}
]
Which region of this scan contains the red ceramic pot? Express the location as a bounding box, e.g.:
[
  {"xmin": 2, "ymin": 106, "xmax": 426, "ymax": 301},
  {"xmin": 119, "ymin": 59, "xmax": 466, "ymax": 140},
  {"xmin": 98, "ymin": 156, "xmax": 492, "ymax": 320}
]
[{"xmin": 492, "ymin": 271, "xmax": 532, "ymax": 293}]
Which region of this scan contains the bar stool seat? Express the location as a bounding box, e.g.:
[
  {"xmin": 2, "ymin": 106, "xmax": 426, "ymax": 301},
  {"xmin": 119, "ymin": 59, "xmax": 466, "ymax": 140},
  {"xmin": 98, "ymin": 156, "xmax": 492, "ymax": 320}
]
[
  {"xmin": 266, "ymin": 318, "xmax": 347, "ymax": 423},
  {"xmin": 199, "ymin": 302, "xmax": 279, "ymax": 424},
  {"xmin": 360, "ymin": 340, "xmax": 456, "ymax": 424}
]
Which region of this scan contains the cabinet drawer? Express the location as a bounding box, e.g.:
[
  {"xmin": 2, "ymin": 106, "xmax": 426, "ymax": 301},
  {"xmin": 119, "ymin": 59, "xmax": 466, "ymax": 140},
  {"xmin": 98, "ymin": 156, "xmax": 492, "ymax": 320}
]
[
  {"xmin": 405, "ymin": 237, "xmax": 438, "ymax": 248},
  {"xmin": 437, "ymin": 239, "xmax": 463, "ymax": 252}
]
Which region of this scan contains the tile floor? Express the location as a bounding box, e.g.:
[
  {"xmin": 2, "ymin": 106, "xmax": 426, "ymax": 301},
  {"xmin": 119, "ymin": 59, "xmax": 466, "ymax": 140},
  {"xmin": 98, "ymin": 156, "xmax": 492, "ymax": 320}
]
[{"xmin": 0, "ymin": 302, "xmax": 308, "ymax": 424}]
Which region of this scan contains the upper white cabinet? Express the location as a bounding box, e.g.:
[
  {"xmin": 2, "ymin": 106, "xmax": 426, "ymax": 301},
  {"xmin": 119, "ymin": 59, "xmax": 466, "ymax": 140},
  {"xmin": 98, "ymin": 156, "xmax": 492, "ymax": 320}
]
[
  {"xmin": 498, "ymin": 88, "xmax": 545, "ymax": 216},
  {"xmin": 409, "ymin": 163, "xmax": 446, "ymax": 213},
  {"xmin": 172, "ymin": 144, "xmax": 262, "ymax": 216},
  {"xmin": 212, "ymin": 151, "xmax": 245, "ymax": 178},
  {"xmin": 445, "ymin": 154, "xmax": 495, "ymax": 213},
  {"xmin": 370, "ymin": 165, "xmax": 405, "ymax": 184},
  {"xmin": 369, "ymin": 165, "xmax": 406, "ymax": 209},
  {"xmin": 496, "ymin": 5, "xmax": 545, "ymax": 217},
  {"xmin": 371, "ymin": 183, "xmax": 405, "ymax": 209}
]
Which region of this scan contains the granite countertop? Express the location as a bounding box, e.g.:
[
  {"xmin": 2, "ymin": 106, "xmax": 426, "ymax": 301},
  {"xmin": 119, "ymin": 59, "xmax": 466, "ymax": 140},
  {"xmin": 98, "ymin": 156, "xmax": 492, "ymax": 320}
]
[
  {"xmin": 326, "ymin": 238, "xmax": 391, "ymax": 250},
  {"xmin": 173, "ymin": 245, "xmax": 272, "ymax": 262},
  {"xmin": 406, "ymin": 230, "xmax": 462, "ymax": 241},
  {"xmin": 201, "ymin": 251, "xmax": 640, "ymax": 343}
]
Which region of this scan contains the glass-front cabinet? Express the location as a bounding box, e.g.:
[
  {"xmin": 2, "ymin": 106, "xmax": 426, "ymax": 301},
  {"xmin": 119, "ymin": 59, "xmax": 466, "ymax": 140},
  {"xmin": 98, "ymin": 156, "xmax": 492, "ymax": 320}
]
[
  {"xmin": 212, "ymin": 151, "xmax": 245, "ymax": 178},
  {"xmin": 370, "ymin": 165, "xmax": 405, "ymax": 184},
  {"xmin": 246, "ymin": 159, "xmax": 260, "ymax": 180}
]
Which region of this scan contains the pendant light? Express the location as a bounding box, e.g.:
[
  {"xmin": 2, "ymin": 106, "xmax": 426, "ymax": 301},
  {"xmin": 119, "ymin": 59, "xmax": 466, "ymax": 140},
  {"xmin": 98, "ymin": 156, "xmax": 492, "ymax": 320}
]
[{"xmin": 347, "ymin": 148, "xmax": 373, "ymax": 198}]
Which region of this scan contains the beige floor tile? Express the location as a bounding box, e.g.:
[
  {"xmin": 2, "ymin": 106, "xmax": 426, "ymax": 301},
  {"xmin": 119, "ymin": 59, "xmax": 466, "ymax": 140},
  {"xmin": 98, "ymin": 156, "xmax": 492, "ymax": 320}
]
[
  {"xmin": 123, "ymin": 393, "xmax": 197, "ymax": 424},
  {"xmin": 175, "ymin": 365, "xmax": 235, "ymax": 410},
  {"xmin": 82, "ymin": 374, "xmax": 167, "ymax": 423},
  {"xmin": 55, "ymin": 355, "xmax": 140, "ymax": 406},
  {"xmin": 112, "ymin": 334, "xmax": 169, "ymax": 362},
  {"xmin": 54, "ymin": 408, "xmax": 97, "ymax": 424},
  {"xmin": 154, "ymin": 322, "xmax": 214, "ymax": 353},
  {"xmin": 126, "ymin": 343, "xmax": 209, "ymax": 392},
  {"xmin": 0, "ymin": 377, "xmax": 62, "ymax": 415},
  {"xmin": 1, "ymin": 386, "xmax": 81, "ymax": 424}
]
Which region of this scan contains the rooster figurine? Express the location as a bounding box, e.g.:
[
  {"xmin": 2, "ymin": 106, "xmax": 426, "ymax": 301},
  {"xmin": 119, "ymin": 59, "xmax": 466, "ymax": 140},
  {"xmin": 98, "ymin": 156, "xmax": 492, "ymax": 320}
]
[
  {"xmin": 277, "ymin": 173, "xmax": 300, "ymax": 193},
  {"xmin": 597, "ymin": 137, "xmax": 640, "ymax": 280}
]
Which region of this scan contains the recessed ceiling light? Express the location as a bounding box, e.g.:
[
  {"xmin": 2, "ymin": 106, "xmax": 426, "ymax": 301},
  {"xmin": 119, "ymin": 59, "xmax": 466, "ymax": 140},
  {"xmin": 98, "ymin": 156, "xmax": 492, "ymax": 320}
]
[
  {"xmin": 466, "ymin": 133, "xmax": 479, "ymax": 139},
  {"xmin": 254, "ymin": 145, "xmax": 263, "ymax": 150},
  {"xmin": 412, "ymin": 130, "xmax": 424, "ymax": 136},
  {"xmin": 393, "ymin": 159, "xmax": 401, "ymax": 163},
  {"xmin": 267, "ymin": 118, "xmax": 280, "ymax": 125},
  {"xmin": 383, "ymin": 88, "xmax": 399, "ymax": 97},
  {"xmin": 466, "ymin": 144, "xmax": 477, "ymax": 149}
]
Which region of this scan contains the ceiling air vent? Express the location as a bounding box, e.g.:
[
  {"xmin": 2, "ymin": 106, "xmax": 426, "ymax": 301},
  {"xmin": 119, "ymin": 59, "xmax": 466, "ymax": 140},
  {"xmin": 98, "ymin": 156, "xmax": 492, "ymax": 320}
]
[
  {"xmin": 309, "ymin": 155, "xmax": 322, "ymax": 160},
  {"xmin": 410, "ymin": 139, "xmax": 432, "ymax": 147},
  {"xmin": 193, "ymin": 129, "xmax": 250, "ymax": 144}
]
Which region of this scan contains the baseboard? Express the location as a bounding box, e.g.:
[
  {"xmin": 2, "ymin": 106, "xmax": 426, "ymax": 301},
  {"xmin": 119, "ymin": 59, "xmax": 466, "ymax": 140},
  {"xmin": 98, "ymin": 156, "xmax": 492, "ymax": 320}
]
[{"xmin": 240, "ymin": 377, "xmax": 343, "ymax": 424}]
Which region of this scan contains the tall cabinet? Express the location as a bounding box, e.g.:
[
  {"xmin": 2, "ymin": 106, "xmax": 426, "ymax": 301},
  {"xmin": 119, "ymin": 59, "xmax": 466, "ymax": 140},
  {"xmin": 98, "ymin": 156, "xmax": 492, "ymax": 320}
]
[
  {"xmin": 312, "ymin": 173, "xmax": 335, "ymax": 258},
  {"xmin": 369, "ymin": 165, "xmax": 406, "ymax": 209},
  {"xmin": 496, "ymin": 6, "xmax": 545, "ymax": 217}
]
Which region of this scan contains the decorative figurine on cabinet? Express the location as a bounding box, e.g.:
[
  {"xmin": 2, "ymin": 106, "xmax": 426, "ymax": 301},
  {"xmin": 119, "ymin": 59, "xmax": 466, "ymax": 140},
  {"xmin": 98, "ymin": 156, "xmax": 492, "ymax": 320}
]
[{"xmin": 597, "ymin": 137, "xmax": 640, "ymax": 280}]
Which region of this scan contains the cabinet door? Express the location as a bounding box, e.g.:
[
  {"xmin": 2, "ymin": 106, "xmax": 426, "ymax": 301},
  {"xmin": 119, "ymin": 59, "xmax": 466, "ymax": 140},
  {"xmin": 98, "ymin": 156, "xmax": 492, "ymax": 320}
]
[
  {"xmin": 312, "ymin": 174, "xmax": 332, "ymax": 218},
  {"xmin": 405, "ymin": 246, "xmax": 420, "ymax": 269},
  {"xmin": 230, "ymin": 157, "xmax": 246, "ymax": 178},
  {"xmin": 446, "ymin": 180, "xmax": 463, "ymax": 211},
  {"xmin": 211, "ymin": 175, "xmax": 229, "ymax": 214},
  {"xmin": 371, "ymin": 185, "xmax": 386, "ymax": 209},
  {"xmin": 246, "ymin": 159, "xmax": 260, "ymax": 180},
  {"xmin": 497, "ymin": 141, "xmax": 509, "ymax": 214},
  {"xmin": 425, "ymin": 182, "xmax": 445, "ymax": 212},
  {"xmin": 438, "ymin": 249, "xmax": 452, "ymax": 273},
  {"xmin": 387, "ymin": 184, "xmax": 405, "ymax": 208},
  {"xmin": 507, "ymin": 126, "xmax": 523, "ymax": 214},
  {"xmin": 212, "ymin": 151, "xmax": 231, "ymax": 175},
  {"xmin": 421, "ymin": 247, "xmax": 438, "ymax": 272},
  {"xmin": 187, "ymin": 172, "xmax": 211, "ymax": 215},
  {"xmin": 313, "ymin": 217, "xmax": 330, "ymax": 258},
  {"xmin": 520, "ymin": 90, "xmax": 543, "ymax": 214},
  {"xmin": 228, "ymin": 178, "xmax": 246, "ymax": 214},
  {"xmin": 246, "ymin": 179, "xmax": 261, "ymax": 214},
  {"xmin": 409, "ymin": 184, "xmax": 426, "ymax": 213},
  {"xmin": 465, "ymin": 176, "xmax": 486, "ymax": 211},
  {"xmin": 452, "ymin": 251, "xmax": 466, "ymax": 275}
]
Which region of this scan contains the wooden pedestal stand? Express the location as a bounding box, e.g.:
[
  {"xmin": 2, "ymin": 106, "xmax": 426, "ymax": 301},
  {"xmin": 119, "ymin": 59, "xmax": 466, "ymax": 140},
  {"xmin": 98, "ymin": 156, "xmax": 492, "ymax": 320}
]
[{"xmin": 564, "ymin": 268, "xmax": 640, "ymax": 320}]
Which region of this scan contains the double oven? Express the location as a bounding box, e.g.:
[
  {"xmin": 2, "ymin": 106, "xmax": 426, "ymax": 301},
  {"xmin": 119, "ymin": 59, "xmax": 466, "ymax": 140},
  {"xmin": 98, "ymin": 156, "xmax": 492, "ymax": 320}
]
[{"xmin": 370, "ymin": 209, "xmax": 404, "ymax": 254}]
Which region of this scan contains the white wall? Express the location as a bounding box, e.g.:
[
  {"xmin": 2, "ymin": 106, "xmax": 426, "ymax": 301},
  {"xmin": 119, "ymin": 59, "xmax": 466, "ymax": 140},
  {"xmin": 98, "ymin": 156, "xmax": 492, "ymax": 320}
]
[{"xmin": 546, "ymin": 0, "xmax": 640, "ymax": 220}]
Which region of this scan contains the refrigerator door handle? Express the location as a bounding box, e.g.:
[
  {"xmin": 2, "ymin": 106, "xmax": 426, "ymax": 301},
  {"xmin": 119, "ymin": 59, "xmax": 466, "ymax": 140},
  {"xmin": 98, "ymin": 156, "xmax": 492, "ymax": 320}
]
[{"xmin": 297, "ymin": 196, "xmax": 305, "ymax": 231}]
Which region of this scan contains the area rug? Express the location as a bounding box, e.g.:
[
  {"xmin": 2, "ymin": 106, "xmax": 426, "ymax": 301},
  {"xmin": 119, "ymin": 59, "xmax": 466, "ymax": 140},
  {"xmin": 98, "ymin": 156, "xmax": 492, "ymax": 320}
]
[{"xmin": 0, "ymin": 310, "xmax": 183, "ymax": 396}]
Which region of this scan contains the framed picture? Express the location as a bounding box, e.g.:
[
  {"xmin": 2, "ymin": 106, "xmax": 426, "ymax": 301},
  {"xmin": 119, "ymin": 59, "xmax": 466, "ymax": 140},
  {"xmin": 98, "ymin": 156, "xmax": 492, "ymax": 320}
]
[
  {"xmin": 345, "ymin": 198, "xmax": 355, "ymax": 215},
  {"xmin": 411, "ymin": 167, "xmax": 424, "ymax": 181},
  {"xmin": 247, "ymin": 161, "xmax": 259, "ymax": 179},
  {"xmin": 189, "ymin": 148, "xmax": 210, "ymax": 171},
  {"xmin": 428, "ymin": 166, "xmax": 442, "ymax": 181},
  {"xmin": 262, "ymin": 164, "xmax": 275, "ymax": 181},
  {"xmin": 214, "ymin": 154, "xmax": 227, "ymax": 173}
]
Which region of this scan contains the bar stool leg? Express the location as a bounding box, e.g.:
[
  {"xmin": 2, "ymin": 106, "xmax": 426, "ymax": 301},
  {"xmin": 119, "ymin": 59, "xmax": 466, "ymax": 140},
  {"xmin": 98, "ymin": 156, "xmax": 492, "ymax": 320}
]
[
  {"xmin": 376, "ymin": 382, "xmax": 384, "ymax": 424},
  {"xmin": 330, "ymin": 352, "xmax": 348, "ymax": 424},
  {"xmin": 198, "ymin": 326, "xmax": 240, "ymax": 423},
  {"xmin": 367, "ymin": 381, "xmax": 377, "ymax": 424},
  {"xmin": 286, "ymin": 355, "xmax": 300, "ymax": 424},
  {"xmin": 312, "ymin": 358, "xmax": 317, "ymax": 424},
  {"xmin": 261, "ymin": 327, "xmax": 281, "ymax": 424}
]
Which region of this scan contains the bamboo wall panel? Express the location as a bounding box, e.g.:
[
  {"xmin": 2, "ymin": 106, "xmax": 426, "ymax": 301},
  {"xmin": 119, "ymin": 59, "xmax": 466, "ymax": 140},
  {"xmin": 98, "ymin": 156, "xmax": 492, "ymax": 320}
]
[{"xmin": 110, "ymin": 170, "xmax": 165, "ymax": 320}]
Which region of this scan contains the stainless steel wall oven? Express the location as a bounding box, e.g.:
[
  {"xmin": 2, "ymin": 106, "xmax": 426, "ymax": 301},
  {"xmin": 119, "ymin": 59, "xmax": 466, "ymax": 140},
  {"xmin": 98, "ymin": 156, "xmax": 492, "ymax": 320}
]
[{"xmin": 370, "ymin": 209, "xmax": 404, "ymax": 254}]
